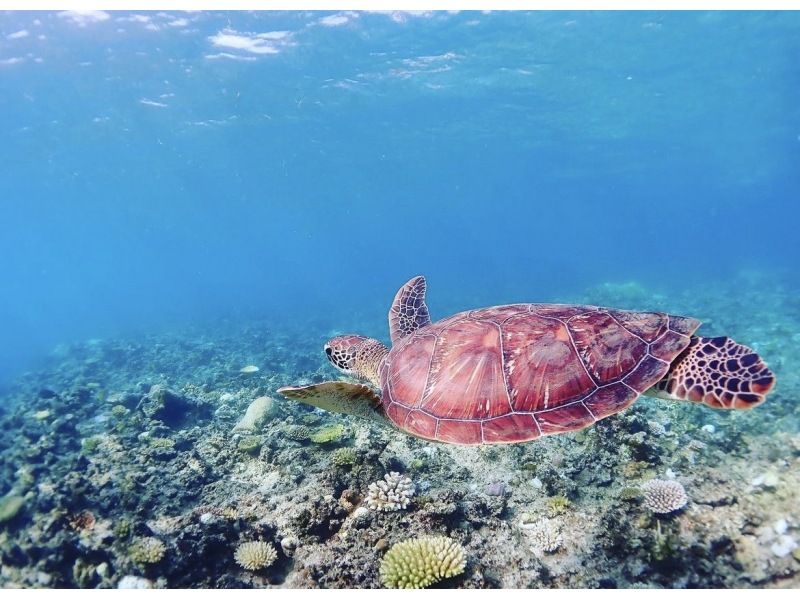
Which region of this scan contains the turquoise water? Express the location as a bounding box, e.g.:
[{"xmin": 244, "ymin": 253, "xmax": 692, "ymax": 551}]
[
  {"xmin": 1, "ymin": 10, "xmax": 799, "ymax": 589},
  {"xmin": 1, "ymin": 10, "xmax": 798, "ymax": 383}
]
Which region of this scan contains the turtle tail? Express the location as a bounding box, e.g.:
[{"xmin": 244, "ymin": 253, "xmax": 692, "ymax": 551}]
[{"xmin": 649, "ymin": 336, "xmax": 775, "ymax": 409}]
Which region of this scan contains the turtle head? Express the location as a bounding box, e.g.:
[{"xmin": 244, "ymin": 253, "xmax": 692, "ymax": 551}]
[{"xmin": 324, "ymin": 335, "xmax": 388, "ymax": 387}]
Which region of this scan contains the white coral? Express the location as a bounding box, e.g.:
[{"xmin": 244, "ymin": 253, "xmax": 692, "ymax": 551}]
[
  {"xmin": 234, "ymin": 540, "xmax": 278, "ymax": 570},
  {"xmin": 641, "ymin": 479, "xmax": 688, "ymax": 514},
  {"xmin": 117, "ymin": 575, "xmax": 154, "ymax": 589},
  {"xmin": 520, "ymin": 519, "xmax": 562, "ymax": 554},
  {"xmin": 366, "ymin": 471, "xmax": 415, "ymax": 512}
]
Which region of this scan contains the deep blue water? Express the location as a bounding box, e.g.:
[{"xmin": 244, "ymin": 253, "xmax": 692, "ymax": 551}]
[{"xmin": 1, "ymin": 10, "xmax": 799, "ymax": 385}]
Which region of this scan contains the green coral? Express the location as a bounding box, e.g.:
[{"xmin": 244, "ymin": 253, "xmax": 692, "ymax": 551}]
[
  {"xmin": 379, "ymin": 535, "xmax": 466, "ymax": 589},
  {"xmin": 310, "ymin": 424, "xmax": 347, "ymax": 444},
  {"xmin": 546, "ymin": 495, "xmax": 571, "ymax": 517},
  {"xmin": 619, "ymin": 486, "xmax": 642, "ymax": 501},
  {"xmin": 149, "ymin": 437, "xmax": 176, "ymax": 451},
  {"xmin": 129, "ymin": 536, "xmax": 166, "ymax": 564},
  {"xmin": 146, "ymin": 436, "xmax": 177, "ymax": 461},
  {"xmin": 331, "ymin": 447, "xmax": 357, "ymax": 467},
  {"xmin": 237, "ymin": 436, "xmax": 263, "ymax": 456},
  {"xmin": 111, "ymin": 404, "xmax": 129, "ymax": 418},
  {"xmin": 81, "ymin": 436, "xmax": 102, "ymax": 455},
  {"xmin": 0, "ymin": 493, "xmax": 25, "ymax": 524},
  {"xmin": 409, "ymin": 458, "xmax": 426, "ymax": 471},
  {"xmin": 114, "ymin": 519, "xmax": 132, "ymax": 539}
]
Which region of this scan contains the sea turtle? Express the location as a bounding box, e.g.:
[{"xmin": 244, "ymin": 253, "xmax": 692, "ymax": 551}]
[{"xmin": 278, "ymin": 276, "xmax": 775, "ymax": 445}]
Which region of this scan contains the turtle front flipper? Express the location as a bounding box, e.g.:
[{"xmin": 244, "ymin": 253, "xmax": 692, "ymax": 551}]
[
  {"xmin": 277, "ymin": 381, "xmax": 389, "ymax": 427},
  {"xmin": 389, "ymin": 275, "xmax": 432, "ymax": 344},
  {"xmin": 649, "ymin": 336, "xmax": 775, "ymax": 409}
]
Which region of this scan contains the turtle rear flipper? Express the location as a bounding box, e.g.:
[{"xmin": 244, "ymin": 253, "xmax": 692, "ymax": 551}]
[
  {"xmin": 278, "ymin": 381, "xmax": 389, "ymax": 427},
  {"xmin": 650, "ymin": 336, "xmax": 775, "ymax": 409}
]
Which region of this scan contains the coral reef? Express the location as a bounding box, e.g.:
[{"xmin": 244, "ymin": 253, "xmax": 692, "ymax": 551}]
[
  {"xmin": 232, "ymin": 396, "xmax": 275, "ymax": 432},
  {"xmin": 0, "ymin": 274, "xmax": 796, "ymax": 588},
  {"xmin": 331, "ymin": 447, "xmax": 357, "ymax": 467},
  {"xmin": 117, "ymin": 575, "xmax": 154, "ymax": 589},
  {"xmin": 379, "ymin": 535, "xmax": 466, "ymax": 589},
  {"xmin": 283, "ymin": 425, "xmax": 311, "ymax": 442},
  {"xmin": 310, "ymin": 424, "xmax": 347, "ymax": 444},
  {"xmin": 0, "ymin": 493, "xmax": 25, "ymax": 523},
  {"xmin": 521, "ymin": 519, "xmax": 563, "ymax": 554},
  {"xmin": 129, "ymin": 537, "xmax": 166, "ymax": 565},
  {"xmin": 237, "ymin": 436, "xmax": 262, "ymax": 455},
  {"xmin": 366, "ymin": 472, "xmax": 415, "ymax": 511},
  {"xmin": 641, "ymin": 479, "xmax": 689, "ymax": 514},
  {"xmin": 234, "ymin": 541, "xmax": 278, "ymax": 571}
]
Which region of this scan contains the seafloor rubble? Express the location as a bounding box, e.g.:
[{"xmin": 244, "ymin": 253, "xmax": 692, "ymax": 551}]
[{"xmin": 0, "ymin": 273, "xmax": 798, "ymax": 588}]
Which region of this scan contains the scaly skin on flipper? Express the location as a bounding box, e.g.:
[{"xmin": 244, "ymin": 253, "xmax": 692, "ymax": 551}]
[
  {"xmin": 277, "ymin": 381, "xmax": 389, "ymax": 427},
  {"xmin": 389, "ymin": 275, "xmax": 431, "ymax": 344},
  {"xmin": 649, "ymin": 336, "xmax": 775, "ymax": 409}
]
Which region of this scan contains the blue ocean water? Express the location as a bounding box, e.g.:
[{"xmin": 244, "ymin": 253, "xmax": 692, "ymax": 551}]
[{"xmin": 1, "ymin": 9, "xmax": 799, "ymax": 386}]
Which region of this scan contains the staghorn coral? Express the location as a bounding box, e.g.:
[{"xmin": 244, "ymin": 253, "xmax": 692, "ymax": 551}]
[
  {"xmin": 129, "ymin": 536, "xmax": 166, "ymax": 564},
  {"xmin": 641, "ymin": 479, "xmax": 689, "ymax": 514},
  {"xmin": 521, "ymin": 519, "xmax": 563, "ymax": 554},
  {"xmin": 366, "ymin": 472, "xmax": 415, "ymax": 511},
  {"xmin": 234, "ymin": 540, "xmax": 278, "ymax": 571},
  {"xmin": 379, "ymin": 535, "xmax": 466, "ymax": 589}
]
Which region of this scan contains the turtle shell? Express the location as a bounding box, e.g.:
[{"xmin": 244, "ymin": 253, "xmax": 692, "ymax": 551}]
[{"xmin": 380, "ymin": 304, "xmax": 700, "ymax": 445}]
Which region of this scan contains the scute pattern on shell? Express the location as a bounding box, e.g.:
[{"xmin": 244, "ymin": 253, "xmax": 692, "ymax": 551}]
[{"xmin": 382, "ymin": 304, "xmax": 700, "ymax": 445}]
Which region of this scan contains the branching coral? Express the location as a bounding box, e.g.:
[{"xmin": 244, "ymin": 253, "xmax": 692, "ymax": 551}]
[
  {"xmin": 234, "ymin": 540, "xmax": 278, "ymax": 571},
  {"xmin": 129, "ymin": 537, "xmax": 166, "ymax": 564},
  {"xmin": 521, "ymin": 519, "xmax": 562, "ymax": 554},
  {"xmin": 284, "ymin": 425, "xmax": 310, "ymax": 442},
  {"xmin": 366, "ymin": 472, "xmax": 414, "ymax": 511},
  {"xmin": 641, "ymin": 479, "xmax": 688, "ymax": 514},
  {"xmin": 331, "ymin": 447, "xmax": 357, "ymax": 467},
  {"xmin": 379, "ymin": 535, "xmax": 466, "ymax": 588},
  {"xmin": 546, "ymin": 495, "xmax": 571, "ymax": 517}
]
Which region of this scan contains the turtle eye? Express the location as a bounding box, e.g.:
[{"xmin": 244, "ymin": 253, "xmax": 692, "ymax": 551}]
[{"xmin": 325, "ymin": 346, "xmax": 332, "ymax": 356}]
